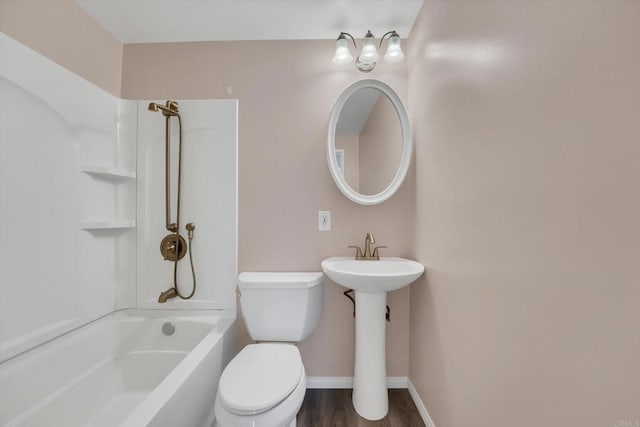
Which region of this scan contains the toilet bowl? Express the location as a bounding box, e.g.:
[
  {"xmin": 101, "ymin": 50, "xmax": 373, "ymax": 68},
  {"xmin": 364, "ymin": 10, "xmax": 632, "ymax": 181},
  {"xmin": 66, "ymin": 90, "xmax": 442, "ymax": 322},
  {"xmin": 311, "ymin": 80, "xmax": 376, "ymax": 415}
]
[{"xmin": 214, "ymin": 272, "xmax": 323, "ymax": 427}]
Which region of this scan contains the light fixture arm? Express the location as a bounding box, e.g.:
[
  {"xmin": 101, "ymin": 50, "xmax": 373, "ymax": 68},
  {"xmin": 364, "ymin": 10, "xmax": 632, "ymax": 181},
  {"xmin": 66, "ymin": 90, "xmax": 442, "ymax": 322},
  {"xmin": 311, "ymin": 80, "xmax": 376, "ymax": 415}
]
[
  {"xmin": 340, "ymin": 32, "xmax": 358, "ymax": 52},
  {"xmin": 378, "ymin": 30, "xmax": 399, "ymax": 48}
]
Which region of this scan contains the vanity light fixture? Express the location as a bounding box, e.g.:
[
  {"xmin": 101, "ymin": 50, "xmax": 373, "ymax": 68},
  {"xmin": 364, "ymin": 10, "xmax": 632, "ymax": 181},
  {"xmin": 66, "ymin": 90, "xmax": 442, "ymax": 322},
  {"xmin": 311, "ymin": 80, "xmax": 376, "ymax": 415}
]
[{"xmin": 332, "ymin": 30, "xmax": 404, "ymax": 72}]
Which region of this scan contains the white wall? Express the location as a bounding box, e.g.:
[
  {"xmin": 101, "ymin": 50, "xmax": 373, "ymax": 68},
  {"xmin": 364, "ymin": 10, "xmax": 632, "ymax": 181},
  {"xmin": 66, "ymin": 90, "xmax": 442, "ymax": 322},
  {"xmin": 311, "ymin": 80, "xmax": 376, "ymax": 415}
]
[
  {"xmin": 136, "ymin": 100, "xmax": 238, "ymax": 310},
  {"xmin": 0, "ymin": 33, "xmax": 136, "ymax": 361}
]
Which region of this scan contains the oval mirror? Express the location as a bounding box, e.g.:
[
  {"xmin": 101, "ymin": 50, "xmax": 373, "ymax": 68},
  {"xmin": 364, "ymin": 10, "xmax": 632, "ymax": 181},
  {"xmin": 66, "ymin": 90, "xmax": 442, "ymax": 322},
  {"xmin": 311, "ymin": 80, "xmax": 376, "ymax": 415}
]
[{"xmin": 327, "ymin": 79, "xmax": 411, "ymax": 205}]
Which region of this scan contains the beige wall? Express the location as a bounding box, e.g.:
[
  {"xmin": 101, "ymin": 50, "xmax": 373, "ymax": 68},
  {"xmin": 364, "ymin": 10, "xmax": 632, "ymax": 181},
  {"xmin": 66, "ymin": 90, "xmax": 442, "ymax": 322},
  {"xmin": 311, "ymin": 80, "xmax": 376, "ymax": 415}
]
[
  {"xmin": 0, "ymin": 0, "xmax": 122, "ymax": 97},
  {"xmin": 122, "ymin": 41, "xmax": 414, "ymax": 377},
  {"xmin": 359, "ymin": 94, "xmax": 403, "ymax": 195},
  {"xmin": 408, "ymin": 1, "xmax": 640, "ymax": 426}
]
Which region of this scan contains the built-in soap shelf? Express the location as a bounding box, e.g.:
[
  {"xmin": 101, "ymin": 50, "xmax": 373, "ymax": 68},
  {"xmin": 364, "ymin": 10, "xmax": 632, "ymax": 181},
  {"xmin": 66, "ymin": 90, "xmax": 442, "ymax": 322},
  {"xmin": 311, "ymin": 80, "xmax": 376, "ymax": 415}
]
[
  {"xmin": 80, "ymin": 164, "xmax": 136, "ymax": 180},
  {"xmin": 79, "ymin": 163, "xmax": 136, "ymax": 232},
  {"xmin": 81, "ymin": 220, "xmax": 136, "ymax": 230}
]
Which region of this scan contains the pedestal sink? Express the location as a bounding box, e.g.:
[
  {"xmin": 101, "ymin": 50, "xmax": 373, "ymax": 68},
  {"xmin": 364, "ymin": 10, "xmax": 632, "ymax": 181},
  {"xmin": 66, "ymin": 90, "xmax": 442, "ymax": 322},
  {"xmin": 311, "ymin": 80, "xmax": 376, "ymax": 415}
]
[{"xmin": 321, "ymin": 257, "xmax": 424, "ymax": 420}]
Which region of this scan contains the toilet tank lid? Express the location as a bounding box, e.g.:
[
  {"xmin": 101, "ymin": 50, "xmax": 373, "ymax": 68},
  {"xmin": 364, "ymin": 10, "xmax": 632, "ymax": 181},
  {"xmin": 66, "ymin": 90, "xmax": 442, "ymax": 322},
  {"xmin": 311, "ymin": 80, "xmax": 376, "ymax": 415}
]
[{"xmin": 238, "ymin": 272, "xmax": 323, "ymax": 289}]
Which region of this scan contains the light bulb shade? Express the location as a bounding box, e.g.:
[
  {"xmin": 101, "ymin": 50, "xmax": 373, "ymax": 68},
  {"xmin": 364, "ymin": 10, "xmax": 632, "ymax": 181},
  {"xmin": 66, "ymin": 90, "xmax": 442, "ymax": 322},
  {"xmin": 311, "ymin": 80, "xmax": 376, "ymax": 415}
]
[
  {"xmin": 383, "ymin": 34, "xmax": 404, "ymax": 64},
  {"xmin": 359, "ymin": 35, "xmax": 380, "ymax": 65},
  {"xmin": 332, "ymin": 36, "xmax": 353, "ymax": 65}
]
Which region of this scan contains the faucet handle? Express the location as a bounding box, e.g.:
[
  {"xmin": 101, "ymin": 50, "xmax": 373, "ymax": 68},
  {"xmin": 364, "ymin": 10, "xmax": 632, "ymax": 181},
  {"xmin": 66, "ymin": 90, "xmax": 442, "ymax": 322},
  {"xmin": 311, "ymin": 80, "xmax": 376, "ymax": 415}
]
[
  {"xmin": 372, "ymin": 245, "xmax": 387, "ymax": 260},
  {"xmin": 348, "ymin": 245, "xmax": 364, "ymax": 259}
]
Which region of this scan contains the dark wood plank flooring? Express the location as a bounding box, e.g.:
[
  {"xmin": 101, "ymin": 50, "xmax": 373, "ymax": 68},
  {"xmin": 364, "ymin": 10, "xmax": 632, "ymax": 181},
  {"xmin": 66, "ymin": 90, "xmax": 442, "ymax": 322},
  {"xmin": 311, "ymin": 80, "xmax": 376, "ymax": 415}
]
[{"xmin": 297, "ymin": 389, "xmax": 424, "ymax": 427}]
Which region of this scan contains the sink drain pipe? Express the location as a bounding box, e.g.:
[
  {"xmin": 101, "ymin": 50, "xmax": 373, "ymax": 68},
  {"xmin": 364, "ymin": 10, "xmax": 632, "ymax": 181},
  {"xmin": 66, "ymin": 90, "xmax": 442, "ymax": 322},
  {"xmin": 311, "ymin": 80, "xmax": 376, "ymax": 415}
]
[{"xmin": 344, "ymin": 289, "xmax": 390, "ymax": 322}]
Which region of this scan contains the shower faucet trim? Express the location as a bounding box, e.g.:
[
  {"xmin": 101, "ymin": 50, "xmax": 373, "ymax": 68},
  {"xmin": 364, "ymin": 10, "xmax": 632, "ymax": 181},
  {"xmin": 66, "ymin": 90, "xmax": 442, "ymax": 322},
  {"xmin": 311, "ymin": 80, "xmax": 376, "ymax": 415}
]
[{"xmin": 148, "ymin": 100, "xmax": 197, "ymax": 303}]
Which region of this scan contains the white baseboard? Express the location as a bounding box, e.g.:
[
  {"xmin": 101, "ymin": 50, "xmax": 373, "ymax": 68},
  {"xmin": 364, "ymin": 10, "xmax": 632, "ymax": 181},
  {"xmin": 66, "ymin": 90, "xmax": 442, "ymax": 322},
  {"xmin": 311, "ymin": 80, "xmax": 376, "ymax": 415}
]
[
  {"xmin": 306, "ymin": 376, "xmax": 353, "ymax": 389},
  {"xmin": 387, "ymin": 376, "xmax": 409, "ymax": 388},
  {"xmin": 408, "ymin": 379, "xmax": 436, "ymax": 427},
  {"xmin": 306, "ymin": 376, "xmax": 408, "ymax": 389}
]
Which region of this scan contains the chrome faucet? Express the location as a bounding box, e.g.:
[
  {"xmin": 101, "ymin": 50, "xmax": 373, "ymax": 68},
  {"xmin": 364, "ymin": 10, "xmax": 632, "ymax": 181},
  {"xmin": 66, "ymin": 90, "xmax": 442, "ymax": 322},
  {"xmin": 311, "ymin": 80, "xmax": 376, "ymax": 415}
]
[{"xmin": 349, "ymin": 232, "xmax": 387, "ymax": 260}]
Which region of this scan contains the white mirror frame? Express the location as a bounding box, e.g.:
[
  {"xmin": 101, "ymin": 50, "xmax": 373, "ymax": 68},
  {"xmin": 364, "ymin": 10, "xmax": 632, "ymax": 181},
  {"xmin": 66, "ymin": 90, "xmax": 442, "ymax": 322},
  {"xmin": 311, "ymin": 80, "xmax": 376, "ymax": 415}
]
[{"xmin": 327, "ymin": 79, "xmax": 412, "ymax": 205}]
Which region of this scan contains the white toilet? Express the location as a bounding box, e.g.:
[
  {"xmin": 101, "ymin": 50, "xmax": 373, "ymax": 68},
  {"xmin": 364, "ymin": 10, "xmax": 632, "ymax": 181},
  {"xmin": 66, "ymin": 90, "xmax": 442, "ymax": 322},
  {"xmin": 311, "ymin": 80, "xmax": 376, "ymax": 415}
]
[{"xmin": 214, "ymin": 272, "xmax": 324, "ymax": 427}]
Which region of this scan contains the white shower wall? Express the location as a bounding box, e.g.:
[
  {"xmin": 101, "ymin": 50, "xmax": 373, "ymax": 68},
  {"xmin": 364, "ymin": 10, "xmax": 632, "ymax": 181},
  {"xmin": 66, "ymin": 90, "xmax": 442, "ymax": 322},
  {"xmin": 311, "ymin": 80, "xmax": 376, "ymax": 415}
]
[
  {"xmin": 0, "ymin": 33, "xmax": 136, "ymax": 361},
  {"xmin": 136, "ymin": 100, "xmax": 238, "ymax": 310},
  {"xmin": 0, "ymin": 34, "xmax": 238, "ymax": 361}
]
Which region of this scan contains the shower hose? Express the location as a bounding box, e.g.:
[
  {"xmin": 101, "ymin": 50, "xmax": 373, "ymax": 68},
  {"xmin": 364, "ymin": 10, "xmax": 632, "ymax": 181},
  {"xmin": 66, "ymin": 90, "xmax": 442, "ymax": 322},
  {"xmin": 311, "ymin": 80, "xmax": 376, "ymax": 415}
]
[{"xmin": 171, "ymin": 114, "xmax": 196, "ymax": 299}]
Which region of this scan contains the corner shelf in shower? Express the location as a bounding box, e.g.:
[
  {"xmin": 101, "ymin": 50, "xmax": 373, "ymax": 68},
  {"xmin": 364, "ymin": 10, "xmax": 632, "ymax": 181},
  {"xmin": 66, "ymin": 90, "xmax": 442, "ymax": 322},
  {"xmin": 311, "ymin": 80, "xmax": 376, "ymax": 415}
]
[
  {"xmin": 80, "ymin": 165, "xmax": 136, "ymax": 180},
  {"xmin": 81, "ymin": 220, "xmax": 136, "ymax": 230}
]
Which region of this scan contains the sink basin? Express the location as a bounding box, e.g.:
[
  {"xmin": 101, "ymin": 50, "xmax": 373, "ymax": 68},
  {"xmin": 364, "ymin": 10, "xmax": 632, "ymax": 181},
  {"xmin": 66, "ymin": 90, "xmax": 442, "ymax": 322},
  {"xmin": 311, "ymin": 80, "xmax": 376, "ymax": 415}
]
[{"xmin": 321, "ymin": 256, "xmax": 424, "ymax": 293}]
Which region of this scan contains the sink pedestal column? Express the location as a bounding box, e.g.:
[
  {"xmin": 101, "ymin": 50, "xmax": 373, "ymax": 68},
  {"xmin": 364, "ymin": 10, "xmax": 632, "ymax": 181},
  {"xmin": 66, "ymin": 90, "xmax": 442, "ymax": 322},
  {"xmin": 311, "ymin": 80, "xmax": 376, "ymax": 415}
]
[{"xmin": 352, "ymin": 291, "xmax": 388, "ymax": 420}]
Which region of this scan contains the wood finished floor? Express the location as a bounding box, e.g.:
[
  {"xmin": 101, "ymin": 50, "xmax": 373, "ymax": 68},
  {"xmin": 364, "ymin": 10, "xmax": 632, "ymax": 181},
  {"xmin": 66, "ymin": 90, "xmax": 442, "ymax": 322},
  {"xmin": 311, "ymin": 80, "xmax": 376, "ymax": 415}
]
[{"xmin": 297, "ymin": 389, "xmax": 425, "ymax": 427}]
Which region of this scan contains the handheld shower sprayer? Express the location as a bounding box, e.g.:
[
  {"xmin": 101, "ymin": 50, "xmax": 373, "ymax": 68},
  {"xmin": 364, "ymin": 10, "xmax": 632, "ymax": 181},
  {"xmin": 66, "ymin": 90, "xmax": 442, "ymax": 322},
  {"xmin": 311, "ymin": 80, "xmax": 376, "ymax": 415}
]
[{"xmin": 186, "ymin": 223, "xmax": 195, "ymax": 239}]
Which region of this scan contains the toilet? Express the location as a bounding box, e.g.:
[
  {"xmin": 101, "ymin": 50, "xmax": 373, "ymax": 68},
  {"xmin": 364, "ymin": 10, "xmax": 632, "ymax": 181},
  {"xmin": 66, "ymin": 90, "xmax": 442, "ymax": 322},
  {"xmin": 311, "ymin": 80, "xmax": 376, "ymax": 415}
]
[{"xmin": 214, "ymin": 272, "xmax": 324, "ymax": 427}]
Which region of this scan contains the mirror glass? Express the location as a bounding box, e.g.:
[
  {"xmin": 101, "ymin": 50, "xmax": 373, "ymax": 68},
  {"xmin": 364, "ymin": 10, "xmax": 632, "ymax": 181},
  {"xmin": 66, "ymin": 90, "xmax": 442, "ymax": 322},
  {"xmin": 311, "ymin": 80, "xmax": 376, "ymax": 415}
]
[
  {"xmin": 334, "ymin": 88, "xmax": 402, "ymax": 196},
  {"xmin": 327, "ymin": 79, "xmax": 411, "ymax": 205}
]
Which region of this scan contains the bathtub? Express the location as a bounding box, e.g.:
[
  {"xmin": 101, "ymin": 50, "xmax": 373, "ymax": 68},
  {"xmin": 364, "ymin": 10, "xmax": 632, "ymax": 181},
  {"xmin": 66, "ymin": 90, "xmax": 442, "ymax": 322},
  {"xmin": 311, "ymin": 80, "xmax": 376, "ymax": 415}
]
[{"xmin": 0, "ymin": 309, "xmax": 236, "ymax": 427}]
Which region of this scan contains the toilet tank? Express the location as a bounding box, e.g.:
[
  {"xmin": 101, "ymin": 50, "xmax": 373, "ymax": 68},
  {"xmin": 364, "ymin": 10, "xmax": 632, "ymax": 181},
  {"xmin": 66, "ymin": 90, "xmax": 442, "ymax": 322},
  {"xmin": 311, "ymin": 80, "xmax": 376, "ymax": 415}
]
[{"xmin": 238, "ymin": 272, "xmax": 323, "ymax": 342}]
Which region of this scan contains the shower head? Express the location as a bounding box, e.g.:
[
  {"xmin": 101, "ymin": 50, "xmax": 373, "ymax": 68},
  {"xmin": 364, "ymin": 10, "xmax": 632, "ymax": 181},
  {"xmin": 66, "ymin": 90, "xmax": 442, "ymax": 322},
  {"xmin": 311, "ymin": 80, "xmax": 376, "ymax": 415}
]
[{"xmin": 148, "ymin": 101, "xmax": 179, "ymax": 117}]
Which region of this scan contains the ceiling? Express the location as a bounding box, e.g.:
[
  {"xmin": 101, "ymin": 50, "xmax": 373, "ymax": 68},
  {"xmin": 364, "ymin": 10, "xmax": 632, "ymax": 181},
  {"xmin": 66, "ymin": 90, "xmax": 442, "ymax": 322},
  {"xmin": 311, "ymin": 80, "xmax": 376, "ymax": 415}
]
[{"xmin": 75, "ymin": 0, "xmax": 424, "ymax": 44}]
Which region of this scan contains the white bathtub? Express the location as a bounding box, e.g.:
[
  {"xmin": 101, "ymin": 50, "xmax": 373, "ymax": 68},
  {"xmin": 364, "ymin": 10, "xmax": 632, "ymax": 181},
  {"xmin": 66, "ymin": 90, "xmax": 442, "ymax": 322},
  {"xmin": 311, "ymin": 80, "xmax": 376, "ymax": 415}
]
[{"xmin": 0, "ymin": 309, "xmax": 236, "ymax": 427}]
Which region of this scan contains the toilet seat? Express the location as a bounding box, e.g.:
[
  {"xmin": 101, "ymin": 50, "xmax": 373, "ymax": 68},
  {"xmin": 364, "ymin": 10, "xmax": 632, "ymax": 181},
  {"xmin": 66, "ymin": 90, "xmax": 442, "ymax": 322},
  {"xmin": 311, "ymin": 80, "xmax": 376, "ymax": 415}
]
[
  {"xmin": 218, "ymin": 344, "xmax": 303, "ymax": 415},
  {"xmin": 214, "ymin": 363, "xmax": 307, "ymax": 427}
]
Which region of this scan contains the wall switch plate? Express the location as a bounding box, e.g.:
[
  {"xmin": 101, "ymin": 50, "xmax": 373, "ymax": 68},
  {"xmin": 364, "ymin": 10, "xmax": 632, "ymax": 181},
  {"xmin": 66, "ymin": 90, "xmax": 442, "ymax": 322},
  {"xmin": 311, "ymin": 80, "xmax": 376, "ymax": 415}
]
[{"xmin": 318, "ymin": 211, "xmax": 331, "ymax": 231}]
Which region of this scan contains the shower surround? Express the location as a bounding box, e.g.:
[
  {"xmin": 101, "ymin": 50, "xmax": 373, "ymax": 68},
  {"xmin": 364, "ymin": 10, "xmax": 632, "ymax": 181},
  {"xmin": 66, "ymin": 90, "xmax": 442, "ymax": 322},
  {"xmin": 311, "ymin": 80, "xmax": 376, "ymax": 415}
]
[
  {"xmin": 0, "ymin": 33, "xmax": 238, "ymax": 426},
  {"xmin": 0, "ymin": 33, "xmax": 136, "ymax": 361}
]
